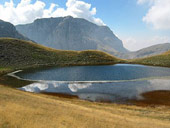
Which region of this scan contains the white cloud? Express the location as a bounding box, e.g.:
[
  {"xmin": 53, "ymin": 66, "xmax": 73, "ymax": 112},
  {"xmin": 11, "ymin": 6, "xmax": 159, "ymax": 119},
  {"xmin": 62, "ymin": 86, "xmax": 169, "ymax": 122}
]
[
  {"xmin": 47, "ymin": 0, "xmax": 105, "ymax": 25},
  {"xmin": 123, "ymin": 36, "xmax": 170, "ymax": 51},
  {"xmin": 68, "ymin": 83, "xmax": 92, "ymax": 92},
  {"xmin": 138, "ymin": 0, "xmax": 170, "ymax": 30},
  {"xmin": 0, "ymin": 0, "xmax": 46, "ymax": 25},
  {"xmin": 0, "ymin": 0, "xmax": 104, "ymax": 26}
]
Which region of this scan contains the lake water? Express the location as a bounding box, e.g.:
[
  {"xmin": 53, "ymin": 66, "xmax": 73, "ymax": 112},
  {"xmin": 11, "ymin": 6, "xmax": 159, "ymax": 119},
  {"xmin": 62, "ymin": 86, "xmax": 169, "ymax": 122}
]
[{"xmin": 12, "ymin": 64, "xmax": 170, "ymax": 103}]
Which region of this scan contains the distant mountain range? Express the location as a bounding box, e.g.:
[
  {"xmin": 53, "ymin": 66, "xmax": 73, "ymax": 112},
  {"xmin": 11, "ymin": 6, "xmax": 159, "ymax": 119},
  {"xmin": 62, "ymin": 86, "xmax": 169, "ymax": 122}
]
[
  {"xmin": 16, "ymin": 16, "xmax": 128, "ymax": 53},
  {"xmin": 0, "ymin": 20, "xmax": 28, "ymax": 40},
  {"xmin": 0, "ymin": 17, "xmax": 170, "ymax": 59},
  {"xmin": 130, "ymin": 49, "xmax": 170, "ymax": 67},
  {"xmin": 115, "ymin": 43, "xmax": 170, "ymax": 59}
]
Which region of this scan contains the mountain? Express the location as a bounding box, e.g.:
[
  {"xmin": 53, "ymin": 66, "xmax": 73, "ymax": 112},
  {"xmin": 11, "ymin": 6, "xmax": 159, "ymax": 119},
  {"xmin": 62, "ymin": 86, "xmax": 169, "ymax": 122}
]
[
  {"xmin": 115, "ymin": 43, "xmax": 170, "ymax": 59},
  {"xmin": 16, "ymin": 16, "xmax": 128, "ymax": 54},
  {"xmin": 2, "ymin": 18, "xmax": 169, "ymax": 60},
  {"xmin": 0, "ymin": 20, "xmax": 28, "ymax": 40}
]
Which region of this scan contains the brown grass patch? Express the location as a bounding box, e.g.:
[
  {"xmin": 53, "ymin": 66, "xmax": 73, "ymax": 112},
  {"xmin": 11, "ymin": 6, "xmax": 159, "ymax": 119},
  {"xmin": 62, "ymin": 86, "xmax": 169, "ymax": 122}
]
[
  {"xmin": 132, "ymin": 90, "xmax": 170, "ymax": 107},
  {"xmin": 41, "ymin": 92, "xmax": 79, "ymax": 99}
]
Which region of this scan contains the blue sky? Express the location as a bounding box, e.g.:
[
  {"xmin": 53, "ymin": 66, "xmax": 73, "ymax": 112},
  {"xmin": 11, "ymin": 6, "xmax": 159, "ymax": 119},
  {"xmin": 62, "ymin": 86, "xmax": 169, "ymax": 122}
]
[{"xmin": 0, "ymin": 0, "xmax": 170, "ymax": 51}]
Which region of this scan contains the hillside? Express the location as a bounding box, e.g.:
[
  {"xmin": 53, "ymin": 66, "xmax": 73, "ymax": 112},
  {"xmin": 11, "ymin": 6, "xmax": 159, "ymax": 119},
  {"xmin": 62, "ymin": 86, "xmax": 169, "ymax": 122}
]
[
  {"xmin": 115, "ymin": 43, "xmax": 170, "ymax": 59},
  {"xmin": 1, "ymin": 85, "xmax": 170, "ymax": 128},
  {"xmin": 130, "ymin": 50, "xmax": 170, "ymax": 67},
  {"xmin": 0, "ymin": 20, "xmax": 28, "ymax": 40},
  {"xmin": 0, "ymin": 38, "xmax": 120, "ymax": 74},
  {"xmin": 16, "ymin": 16, "xmax": 128, "ymax": 54}
]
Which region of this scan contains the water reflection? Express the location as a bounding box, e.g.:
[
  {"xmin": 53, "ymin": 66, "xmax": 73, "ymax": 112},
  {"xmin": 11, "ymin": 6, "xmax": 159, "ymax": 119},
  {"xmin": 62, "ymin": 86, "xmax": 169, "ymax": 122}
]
[
  {"xmin": 68, "ymin": 83, "xmax": 92, "ymax": 92},
  {"xmin": 19, "ymin": 78, "xmax": 170, "ymax": 103}
]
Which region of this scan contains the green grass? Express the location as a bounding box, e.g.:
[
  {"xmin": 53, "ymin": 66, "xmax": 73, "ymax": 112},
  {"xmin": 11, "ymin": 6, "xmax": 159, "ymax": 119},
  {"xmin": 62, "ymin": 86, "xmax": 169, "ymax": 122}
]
[
  {"xmin": 0, "ymin": 68, "xmax": 12, "ymax": 75},
  {"xmin": 0, "ymin": 38, "xmax": 122, "ymax": 75},
  {"xmin": 129, "ymin": 51, "xmax": 170, "ymax": 67}
]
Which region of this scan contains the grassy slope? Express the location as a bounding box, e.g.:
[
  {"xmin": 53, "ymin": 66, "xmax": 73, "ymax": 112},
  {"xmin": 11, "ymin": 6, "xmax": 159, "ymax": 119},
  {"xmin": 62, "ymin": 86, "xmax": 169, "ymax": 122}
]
[
  {"xmin": 0, "ymin": 38, "xmax": 122, "ymax": 75},
  {"xmin": 1, "ymin": 85, "xmax": 170, "ymax": 128},
  {"xmin": 130, "ymin": 51, "xmax": 170, "ymax": 67}
]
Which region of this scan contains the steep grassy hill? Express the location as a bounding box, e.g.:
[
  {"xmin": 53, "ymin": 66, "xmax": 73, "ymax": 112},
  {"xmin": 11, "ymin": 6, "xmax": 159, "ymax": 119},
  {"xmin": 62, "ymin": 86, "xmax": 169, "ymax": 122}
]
[
  {"xmin": 0, "ymin": 38, "xmax": 121, "ymax": 75},
  {"xmin": 130, "ymin": 51, "xmax": 170, "ymax": 67}
]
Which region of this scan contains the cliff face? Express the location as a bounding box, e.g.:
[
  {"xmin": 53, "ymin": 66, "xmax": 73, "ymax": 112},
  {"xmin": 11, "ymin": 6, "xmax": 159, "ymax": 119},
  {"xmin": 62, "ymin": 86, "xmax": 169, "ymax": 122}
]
[
  {"xmin": 16, "ymin": 16, "xmax": 128, "ymax": 53},
  {"xmin": 0, "ymin": 20, "xmax": 28, "ymax": 40}
]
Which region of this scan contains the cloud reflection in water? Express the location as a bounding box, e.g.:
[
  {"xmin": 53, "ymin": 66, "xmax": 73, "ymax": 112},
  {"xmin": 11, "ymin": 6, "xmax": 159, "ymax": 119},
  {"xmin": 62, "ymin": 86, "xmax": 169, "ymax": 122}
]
[{"xmin": 19, "ymin": 78, "xmax": 170, "ymax": 103}]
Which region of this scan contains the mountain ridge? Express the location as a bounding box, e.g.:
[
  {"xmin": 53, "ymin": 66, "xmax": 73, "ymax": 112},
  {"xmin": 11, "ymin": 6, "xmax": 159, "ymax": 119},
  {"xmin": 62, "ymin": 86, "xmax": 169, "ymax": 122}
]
[{"xmin": 115, "ymin": 43, "xmax": 170, "ymax": 59}]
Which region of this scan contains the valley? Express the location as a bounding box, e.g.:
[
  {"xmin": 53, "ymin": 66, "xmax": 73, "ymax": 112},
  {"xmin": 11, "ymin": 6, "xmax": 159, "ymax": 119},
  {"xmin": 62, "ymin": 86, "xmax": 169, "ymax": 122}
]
[{"xmin": 1, "ymin": 15, "xmax": 170, "ymax": 128}]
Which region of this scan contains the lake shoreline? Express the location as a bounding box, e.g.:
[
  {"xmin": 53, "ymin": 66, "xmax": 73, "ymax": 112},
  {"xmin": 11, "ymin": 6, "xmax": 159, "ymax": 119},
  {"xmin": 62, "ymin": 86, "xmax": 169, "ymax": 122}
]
[
  {"xmin": 32, "ymin": 90, "xmax": 170, "ymax": 107},
  {"xmin": 1, "ymin": 63, "xmax": 170, "ymax": 107},
  {"xmin": 41, "ymin": 91, "xmax": 170, "ymax": 107}
]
